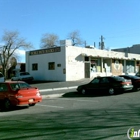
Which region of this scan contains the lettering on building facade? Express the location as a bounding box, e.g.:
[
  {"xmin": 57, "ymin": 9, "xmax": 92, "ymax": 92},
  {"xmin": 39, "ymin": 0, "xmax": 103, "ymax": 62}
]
[{"xmin": 29, "ymin": 47, "xmax": 61, "ymax": 55}]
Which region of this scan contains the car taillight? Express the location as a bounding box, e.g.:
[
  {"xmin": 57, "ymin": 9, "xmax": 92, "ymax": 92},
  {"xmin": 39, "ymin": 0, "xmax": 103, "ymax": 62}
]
[
  {"xmin": 120, "ymin": 81, "xmax": 131, "ymax": 85},
  {"xmin": 120, "ymin": 82, "xmax": 127, "ymax": 85},
  {"xmin": 36, "ymin": 91, "xmax": 41, "ymax": 96},
  {"xmin": 134, "ymin": 80, "xmax": 140, "ymax": 83}
]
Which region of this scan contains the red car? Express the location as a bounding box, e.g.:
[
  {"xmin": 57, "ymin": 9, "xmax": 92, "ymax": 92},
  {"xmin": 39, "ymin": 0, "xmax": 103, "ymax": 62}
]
[{"xmin": 0, "ymin": 81, "xmax": 42, "ymax": 110}]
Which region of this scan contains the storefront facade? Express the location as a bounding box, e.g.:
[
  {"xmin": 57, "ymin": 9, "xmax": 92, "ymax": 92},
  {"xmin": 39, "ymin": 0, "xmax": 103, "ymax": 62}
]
[{"xmin": 26, "ymin": 44, "xmax": 140, "ymax": 81}]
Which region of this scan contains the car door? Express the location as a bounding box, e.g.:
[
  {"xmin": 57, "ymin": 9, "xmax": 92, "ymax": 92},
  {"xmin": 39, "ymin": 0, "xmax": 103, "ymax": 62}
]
[
  {"xmin": 0, "ymin": 83, "xmax": 8, "ymax": 100},
  {"xmin": 99, "ymin": 77, "xmax": 111, "ymax": 93},
  {"xmin": 86, "ymin": 77, "xmax": 100, "ymax": 93}
]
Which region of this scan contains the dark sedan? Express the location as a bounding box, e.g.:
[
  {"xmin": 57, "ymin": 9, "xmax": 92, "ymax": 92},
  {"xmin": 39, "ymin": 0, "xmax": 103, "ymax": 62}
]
[
  {"xmin": 135, "ymin": 72, "xmax": 140, "ymax": 77},
  {"xmin": 77, "ymin": 76, "xmax": 133, "ymax": 95},
  {"xmin": 119, "ymin": 75, "xmax": 140, "ymax": 91}
]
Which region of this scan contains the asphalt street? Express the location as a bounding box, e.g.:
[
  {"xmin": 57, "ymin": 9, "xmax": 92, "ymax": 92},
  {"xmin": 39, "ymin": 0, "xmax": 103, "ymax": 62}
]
[{"xmin": 0, "ymin": 90, "xmax": 140, "ymax": 140}]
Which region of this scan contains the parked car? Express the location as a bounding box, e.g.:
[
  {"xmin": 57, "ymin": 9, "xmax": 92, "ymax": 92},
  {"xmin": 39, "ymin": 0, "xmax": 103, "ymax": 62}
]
[
  {"xmin": 77, "ymin": 76, "xmax": 133, "ymax": 95},
  {"xmin": 11, "ymin": 72, "xmax": 34, "ymax": 82},
  {"xmin": 0, "ymin": 81, "xmax": 42, "ymax": 110},
  {"xmin": 0, "ymin": 72, "xmax": 5, "ymax": 82},
  {"xmin": 119, "ymin": 75, "xmax": 140, "ymax": 91},
  {"xmin": 135, "ymin": 72, "xmax": 140, "ymax": 77}
]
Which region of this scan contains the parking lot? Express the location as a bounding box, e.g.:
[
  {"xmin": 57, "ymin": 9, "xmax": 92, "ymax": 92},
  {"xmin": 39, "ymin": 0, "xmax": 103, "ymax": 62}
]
[{"xmin": 0, "ymin": 87, "xmax": 140, "ymax": 140}]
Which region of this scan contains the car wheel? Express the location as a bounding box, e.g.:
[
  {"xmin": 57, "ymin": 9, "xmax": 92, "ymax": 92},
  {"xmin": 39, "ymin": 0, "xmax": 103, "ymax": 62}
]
[
  {"xmin": 29, "ymin": 103, "xmax": 36, "ymax": 106},
  {"xmin": 133, "ymin": 87, "xmax": 138, "ymax": 92},
  {"xmin": 81, "ymin": 88, "xmax": 86, "ymax": 95},
  {"xmin": 4, "ymin": 99, "xmax": 11, "ymax": 110},
  {"xmin": 108, "ymin": 88, "xmax": 115, "ymax": 95}
]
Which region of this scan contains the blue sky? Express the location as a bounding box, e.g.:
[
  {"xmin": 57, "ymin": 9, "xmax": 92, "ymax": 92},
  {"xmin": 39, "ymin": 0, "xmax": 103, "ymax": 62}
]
[{"xmin": 0, "ymin": 0, "xmax": 140, "ymax": 62}]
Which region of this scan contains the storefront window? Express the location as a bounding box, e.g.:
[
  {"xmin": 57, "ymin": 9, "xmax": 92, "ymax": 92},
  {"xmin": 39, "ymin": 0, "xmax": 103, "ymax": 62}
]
[
  {"xmin": 90, "ymin": 58, "xmax": 101, "ymax": 72},
  {"xmin": 126, "ymin": 60, "xmax": 134, "ymax": 73},
  {"xmin": 85, "ymin": 57, "xmax": 89, "ymax": 61},
  {"xmin": 103, "ymin": 59, "xmax": 111, "ymax": 72}
]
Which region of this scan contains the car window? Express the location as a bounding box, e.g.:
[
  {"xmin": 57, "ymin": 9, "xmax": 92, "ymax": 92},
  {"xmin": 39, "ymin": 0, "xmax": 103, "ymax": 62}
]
[
  {"xmin": 111, "ymin": 76, "xmax": 125, "ymax": 81},
  {"xmin": 20, "ymin": 72, "xmax": 30, "ymax": 76},
  {"xmin": 19, "ymin": 83, "xmax": 31, "ymax": 88},
  {"xmin": 100, "ymin": 77, "xmax": 110, "ymax": 83},
  {"xmin": 90, "ymin": 78, "xmax": 100, "ymax": 84},
  {"xmin": 120, "ymin": 75, "xmax": 139, "ymax": 79},
  {"xmin": 10, "ymin": 83, "xmax": 20, "ymax": 91},
  {"xmin": 126, "ymin": 75, "xmax": 140, "ymax": 79},
  {"xmin": 0, "ymin": 73, "xmax": 4, "ymax": 78},
  {"xmin": 10, "ymin": 83, "xmax": 31, "ymax": 90},
  {"xmin": 0, "ymin": 83, "xmax": 8, "ymax": 91}
]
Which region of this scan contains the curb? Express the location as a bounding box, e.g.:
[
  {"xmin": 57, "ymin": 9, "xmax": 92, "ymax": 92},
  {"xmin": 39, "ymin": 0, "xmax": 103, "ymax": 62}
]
[
  {"xmin": 42, "ymin": 93, "xmax": 64, "ymax": 99},
  {"xmin": 39, "ymin": 86, "xmax": 77, "ymax": 92}
]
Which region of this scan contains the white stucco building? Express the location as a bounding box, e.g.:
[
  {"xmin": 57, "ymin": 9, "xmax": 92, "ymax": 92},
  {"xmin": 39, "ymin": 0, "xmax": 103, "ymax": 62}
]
[{"xmin": 26, "ymin": 40, "xmax": 140, "ymax": 81}]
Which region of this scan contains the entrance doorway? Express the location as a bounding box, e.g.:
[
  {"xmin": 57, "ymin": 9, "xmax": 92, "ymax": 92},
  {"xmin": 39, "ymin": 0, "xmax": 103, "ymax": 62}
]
[{"xmin": 85, "ymin": 63, "xmax": 90, "ymax": 78}]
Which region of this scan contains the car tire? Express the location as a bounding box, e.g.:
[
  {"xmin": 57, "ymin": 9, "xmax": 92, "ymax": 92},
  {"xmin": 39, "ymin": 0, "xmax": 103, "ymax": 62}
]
[
  {"xmin": 108, "ymin": 88, "xmax": 115, "ymax": 95},
  {"xmin": 81, "ymin": 88, "xmax": 86, "ymax": 95},
  {"xmin": 4, "ymin": 99, "xmax": 11, "ymax": 110},
  {"xmin": 133, "ymin": 87, "xmax": 138, "ymax": 92},
  {"xmin": 29, "ymin": 103, "xmax": 36, "ymax": 106}
]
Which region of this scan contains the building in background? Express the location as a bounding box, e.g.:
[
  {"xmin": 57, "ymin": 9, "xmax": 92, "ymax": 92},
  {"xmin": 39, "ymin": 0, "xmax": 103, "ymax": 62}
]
[
  {"xmin": 8, "ymin": 63, "xmax": 25, "ymax": 79},
  {"xmin": 26, "ymin": 40, "xmax": 140, "ymax": 81},
  {"xmin": 112, "ymin": 44, "xmax": 140, "ymax": 54}
]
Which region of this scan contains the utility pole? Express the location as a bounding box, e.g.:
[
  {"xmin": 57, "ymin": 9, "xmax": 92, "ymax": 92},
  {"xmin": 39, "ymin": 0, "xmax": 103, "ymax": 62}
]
[
  {"xmin": 99, "ymin": 35, "xmax": 105, "ymax": 50},
  {"xmin": 84, "ymin": 41, "xmax": 87, "ymax": 47},
  {"xmin": 94, "ymin": 42, "xmax": 96, "ymax": 48}
]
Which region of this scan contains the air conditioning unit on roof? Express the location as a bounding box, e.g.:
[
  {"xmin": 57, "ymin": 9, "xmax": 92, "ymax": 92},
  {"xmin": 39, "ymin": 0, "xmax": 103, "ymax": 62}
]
[
  {"xmin": 85, "ymin": 45, "xmax": 95, "ymax": 49},
  {"xmin": 60, "ymin": 40, "xmax": 72, "ymax": 47}
]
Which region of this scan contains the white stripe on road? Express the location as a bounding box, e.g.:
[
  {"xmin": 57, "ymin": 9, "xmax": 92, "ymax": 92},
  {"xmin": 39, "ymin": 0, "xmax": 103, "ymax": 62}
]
[
  {"xmin": 37, "ymin": 104, "xmax": 64, "ymax": 108},
  {"xmin": 40, "ymin": 89, "xmax": 53, "ymax": 92},
  {"xmin": 39, "ymin": 86, "xmax": 77, "ymax": 92},
  {"xmin": 57, "ymin": 98, "xmax": 99, "ymax": 102},
  {"xmin": 42, "ymin": 93, "xmax": 63, "ymax": 99},
  {"xmin": 53, "ymin": 87, "xmax": 67, "ymax": 90},
  {"xmin": 68, "ymin": 86, "xmax": 77, "ymax": 89}
]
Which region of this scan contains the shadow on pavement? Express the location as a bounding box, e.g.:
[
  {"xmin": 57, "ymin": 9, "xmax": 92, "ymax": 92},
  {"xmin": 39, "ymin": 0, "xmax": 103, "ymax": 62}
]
[
  {"xmin": 1, "ymin": 102, "xmax": 140, "ymax": 139},
  {"xmin": 62, "ymin": 91, "xmax": 111, "ymax": 98},
  {"xmin": 0, "ymin": 105, "xmax": 29, "ymax": 112},
  {"xmin": 61, "ymin": 90, "xmax": 133, "ymax": 98}
]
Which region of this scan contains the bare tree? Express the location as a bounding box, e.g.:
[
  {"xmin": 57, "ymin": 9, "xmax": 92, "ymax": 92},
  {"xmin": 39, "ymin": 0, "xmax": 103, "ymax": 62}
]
[
  {"xmin": 67, "ymin": 30, "xmax": 83, "ymax": 46},
  {"xmin": 10, "ymin": 57, "xmax": 17, "ymax": 68},
  {"xmin": 0, "ymin": 30, "xmax": 32, "ymax": 78},
  {"xmin": 40, "ymin": 33, "xmax": 59, "ymax": 48}
]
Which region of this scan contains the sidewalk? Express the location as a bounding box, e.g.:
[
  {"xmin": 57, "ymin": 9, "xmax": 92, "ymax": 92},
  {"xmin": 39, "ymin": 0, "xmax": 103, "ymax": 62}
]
[
  {"xmin": 37, "ymin": 78, "xmax": 91, "ymax": 99},
  {"xmin": 31, "ymin": 78, "xmax": 91, "ymax": 92}
]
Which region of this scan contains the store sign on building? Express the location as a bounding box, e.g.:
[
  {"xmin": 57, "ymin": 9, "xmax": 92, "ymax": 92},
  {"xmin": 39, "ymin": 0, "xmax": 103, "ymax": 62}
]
[{"xmin": 29, "ymin": 47, "xmax": 61, "ymax": 55}]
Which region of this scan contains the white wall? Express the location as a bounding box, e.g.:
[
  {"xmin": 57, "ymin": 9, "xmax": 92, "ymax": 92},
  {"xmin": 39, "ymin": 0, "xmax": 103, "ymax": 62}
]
[
  {"xmin": 26, "ymin": 47, "xmax": 66, "ymax": 81},
  {"xmin": 66, "ymin": 46, "xmax": 85, "ymax": 81},
  {"xmin": 26, "ymin": 45, "xmax": 140, "ymax": 81}
]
